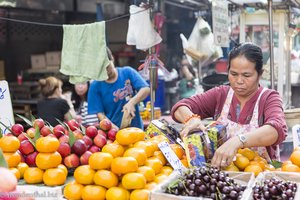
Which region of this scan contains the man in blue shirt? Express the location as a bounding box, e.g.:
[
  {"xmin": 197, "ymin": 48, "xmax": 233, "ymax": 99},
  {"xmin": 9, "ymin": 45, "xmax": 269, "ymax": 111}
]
[{"xmin": 88, "ymin": 48, "xmax": 150, "ymax": 130}]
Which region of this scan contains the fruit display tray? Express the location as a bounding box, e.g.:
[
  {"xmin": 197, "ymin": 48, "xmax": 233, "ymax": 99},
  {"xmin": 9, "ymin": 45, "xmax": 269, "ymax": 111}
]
[
  {"xmin": 251, "ymin": 171, "xmax": 300, "ymax": 200},
  {"xmin": 150, "ymin": 171, "xmax": 255, "ymax": 200}
]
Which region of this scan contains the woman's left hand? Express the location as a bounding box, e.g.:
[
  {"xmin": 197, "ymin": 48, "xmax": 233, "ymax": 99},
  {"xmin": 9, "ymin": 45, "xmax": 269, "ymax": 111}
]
[{"xmin": 211, "ymin": 136, "xmax": 243, "ymax": 168}]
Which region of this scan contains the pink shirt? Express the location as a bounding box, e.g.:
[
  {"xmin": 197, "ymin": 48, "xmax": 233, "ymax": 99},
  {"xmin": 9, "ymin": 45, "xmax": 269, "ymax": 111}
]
[{"xmin": 171, "ymin": 85, "xmax": 287, "ymax": 159}]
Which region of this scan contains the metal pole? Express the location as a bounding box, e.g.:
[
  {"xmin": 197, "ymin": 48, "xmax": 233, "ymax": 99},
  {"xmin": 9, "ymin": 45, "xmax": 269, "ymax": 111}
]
[{"xmin": 268, "ymin": 0, "xmax": 275, "ymax": 90}]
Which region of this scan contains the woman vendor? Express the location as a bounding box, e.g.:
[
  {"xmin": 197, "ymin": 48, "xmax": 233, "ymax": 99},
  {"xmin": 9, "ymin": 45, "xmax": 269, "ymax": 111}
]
[{"xmin": 171, "ymin": 42, "xmax": 287, "ymax": 168}]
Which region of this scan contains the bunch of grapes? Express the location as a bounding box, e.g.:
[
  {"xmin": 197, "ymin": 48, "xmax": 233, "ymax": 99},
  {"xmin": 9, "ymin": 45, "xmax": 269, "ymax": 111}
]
[
  {"xmin": 252, "ymin": 177, "xmax": 297, "ymax": 200},
  {"xmin": 165, "ymin": 166, "xmax": 246, "ymax": 200}
]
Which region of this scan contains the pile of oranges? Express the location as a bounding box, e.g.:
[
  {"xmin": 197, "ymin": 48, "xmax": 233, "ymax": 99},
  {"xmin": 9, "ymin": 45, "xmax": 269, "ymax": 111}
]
[
  {"xmin": 224, "ymin": 148, "xmax": 275, "ymax": 176},
  {"xmin": 63, "ymin": 129, "xmax": 181, "ymax": 200},
  {"xmin": 280, "ymin": 147, "xmax": 300, "ymax": 172}
]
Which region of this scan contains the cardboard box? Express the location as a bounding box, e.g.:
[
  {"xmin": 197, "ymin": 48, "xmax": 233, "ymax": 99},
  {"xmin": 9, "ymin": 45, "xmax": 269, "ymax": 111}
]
[
  {"xmin": 150, "ymin": 171, "xmax": 255, "ymax": 200},
  {"xmin": 31, "ymin": 54, "xmax": 46, "ymax": 69},
  {"xmin": 0, "ymin": 60, "xmax": 4, "ymax": 78},
  {"xmin": 46, "ymin": 51, "xmax": 61, "ymax": 66}
]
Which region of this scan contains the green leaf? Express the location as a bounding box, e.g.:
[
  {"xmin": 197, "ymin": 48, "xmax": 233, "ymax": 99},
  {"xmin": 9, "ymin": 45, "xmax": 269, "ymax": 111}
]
[
  {"xmin": 30, "ymin": 112, "xmax": 36, "ymax": 122},
  {"xmin": 0, "ymin": 128, "xmax": 3, "ymax": 138},
  {"xmin": 0, "ymin": 121, "xmax": 13, "ymax": 134},
  {"xmin": 0, "ymin": 149, "xmax": 8, "ymax": 168},
  {"xmin": 16, "ymin": 114, "xmax": 33, "ymax": 126},
  {"xmin": 24, "ymin": 134, "xmax": 36, "ymax": 148},
  {"xmin": 81, "ymin": 125, "xmax": 86, "ymax": 135},
  {"xmin": 270, "ymin": 160, "xmax": 282, "ymax": 169},
  {"xmin": 33, "ymin": 124, "xmax": 41, "ymax": 142},
  {"xmin": 55, "ymin": 118, "xmax": 76, "ymax": 147}
]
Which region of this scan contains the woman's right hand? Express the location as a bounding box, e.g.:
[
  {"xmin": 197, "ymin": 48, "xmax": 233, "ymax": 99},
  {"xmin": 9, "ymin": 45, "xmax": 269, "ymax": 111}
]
[{"xmin": 180, "ymin": 117, "xmax": 206, "ymax": 138}]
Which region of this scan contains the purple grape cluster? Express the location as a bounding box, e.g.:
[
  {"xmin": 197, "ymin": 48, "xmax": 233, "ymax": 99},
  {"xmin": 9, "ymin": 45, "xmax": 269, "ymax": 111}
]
[
  {"xmin": 165, "ymin": 166, "xmax": 246, "ymax": 200},
  {"xmin": 252, "ymin": 177, "xmax": 297, "ymax": 200}
]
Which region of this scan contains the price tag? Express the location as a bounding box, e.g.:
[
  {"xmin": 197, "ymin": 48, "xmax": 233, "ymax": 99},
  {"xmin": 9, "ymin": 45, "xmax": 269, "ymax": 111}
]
[
  {"xmin": 0, "ymin": 81, "xmax": 14, "ymax": 133},
  {"xmin": 292, "ymin": 124, "xmax": 300, "ymax": 148},
  {"xmin": 158, "ymin": 141, "xmax": 186, "ymax": 172}
]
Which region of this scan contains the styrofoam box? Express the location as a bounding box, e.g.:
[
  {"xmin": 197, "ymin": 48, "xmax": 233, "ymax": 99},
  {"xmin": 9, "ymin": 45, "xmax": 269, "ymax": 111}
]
[
  {"xmin": 150, "ymin": 171, "xmax": 255, "ymax": 200},
  {"xmin": 31, "ymin": 54, "xmax": 46, "ymax": 69},
  {"xmin": 45, "ymin": 51, "xmax": 61, "ymax": 66}
]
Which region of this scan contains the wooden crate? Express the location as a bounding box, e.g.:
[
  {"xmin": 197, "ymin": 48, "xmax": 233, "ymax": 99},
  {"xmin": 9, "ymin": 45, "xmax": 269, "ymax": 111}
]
[{"xmin": 9, "ymin": 81, "xmax": 41, "ymax": 100}]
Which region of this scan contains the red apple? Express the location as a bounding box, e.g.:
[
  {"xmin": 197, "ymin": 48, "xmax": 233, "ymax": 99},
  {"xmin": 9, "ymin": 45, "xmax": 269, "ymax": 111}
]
[
  {"xmin": 19, "ymin": 140, "xmax": 35, "ymax": 155},
  {"xmin": 82, "ymin": 135, "xmax": 93, "ymax": 149},
  {"xmin": 59, "ymin": 135, "xmax": 69, "ymax": 144},
  {"xmin": 57, "ymin": 142, "xmax": 71, "ymax": 158},
  {"xmin": 53, "ymin": 125, "xmax": 65, "ymax": 138},
  {"xmin": 33, "ymin": 119, "xmax": 45, "ymax": 129},
  {"xmin": 85, "ymin": 126, "xmax": 98, "ymax": 139},
  {"xmin": 11, "ymin": 124, "xmax": 24, "ymax": 136},
  {"xmin": 99, "ymin": 119, "xmax": 112, "ymax": 131},
  {"xmin": 107, "ymin": 128, "xmax": 118, "ymax": 141},
  {"xmin": 93, "ymin": 134, "xmax": 107, "ymax": 148},
  {"xmin": 80, "ymin": 151, "xmax": 92, "ymax": 165},
  {"xmin": 67, "ymin": 119, "xmax": 80, "ymax": 131},
  {"xmin": 97, "ymin": 129, "xmax": 107, "ymax": 138},
  {"xmin": 17, "ymin": 132, "xmax": 28, "ymax": 142},
  {"xmin": 71, "ymin": 139, "xmax": 87, "ymax": 156},
  {"xmin": 25, "ymin": 151, "xmax": 38, "ymax": 167},
  {"xmin": 40, "ymin": 126, "xmax": 52, "ymax": 137},
  {"xmin": 26, "ymin": 128, "xmax": 35, "ymax": 138},
  {"xmin": 73, "ymin": 129, "xmax": 83, "ymax": 139},
  {"xmin": 64, "ymin": 154, "xmax": 80, "ymax": 169},
  {"xmin": 88, "ymin": 145, "xmax": 101, "ymax": 153}
]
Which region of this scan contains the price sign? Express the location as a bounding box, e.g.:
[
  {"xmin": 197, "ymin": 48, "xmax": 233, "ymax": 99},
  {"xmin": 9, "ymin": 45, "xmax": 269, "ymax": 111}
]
[
  {"xmin": 0, "ymin": 81, "xmax": 14, "ymax": 133},
  {"xmin": 212, "ymin": 0, "xmax": 229, "ymax": 47},
  {"xmin": 292, "ymin": 124, "xmax": 300, "ymax": 148},
  {"xmin": 158, "ymin": 141, "xmax": 186, "ymax": 172}
]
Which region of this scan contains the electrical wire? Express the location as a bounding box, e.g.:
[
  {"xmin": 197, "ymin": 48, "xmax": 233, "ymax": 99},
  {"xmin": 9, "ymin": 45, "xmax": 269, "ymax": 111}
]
[{"xmin": 0, "ymin": 7, "xmax": 149, "ymax": 27}]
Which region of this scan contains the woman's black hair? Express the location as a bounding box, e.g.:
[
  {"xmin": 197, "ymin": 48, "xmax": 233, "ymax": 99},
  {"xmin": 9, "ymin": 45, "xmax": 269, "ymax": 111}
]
[
  {"xmin": 228, "ymin": 42, "xmax": 263, "ymax": 74},
  {"xmin": 71, "ymin": 82, "xmax": 90, "ymax": 111}
]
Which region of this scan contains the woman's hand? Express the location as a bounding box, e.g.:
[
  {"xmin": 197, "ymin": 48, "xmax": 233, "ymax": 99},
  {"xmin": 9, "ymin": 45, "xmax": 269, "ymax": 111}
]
[
  {"xmin": 122, "ymin": 102, "xmax": 136, "ymax": 118},
  {"xmin": 180, "ymin": 117, "xmax": 206, "ymax": 138},
  {"xmin": 211, "ymin": 136, "xmax": 243, "ymax": 168}
]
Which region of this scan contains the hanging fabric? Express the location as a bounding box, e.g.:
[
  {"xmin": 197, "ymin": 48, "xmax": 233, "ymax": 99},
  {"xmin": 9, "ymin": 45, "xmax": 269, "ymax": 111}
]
[
  {"xmin": 60, "ymin": 21, "xmax": 110, "ymax": 84},
  {"xmin": 126, "ymin": 5, "xmax": 162, "ymax": 50}
]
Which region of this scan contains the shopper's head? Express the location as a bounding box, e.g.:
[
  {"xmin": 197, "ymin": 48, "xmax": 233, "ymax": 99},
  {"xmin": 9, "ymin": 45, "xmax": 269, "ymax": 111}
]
[
  {"xmin": 74, "ymin": 82, "xmax": 89, "ymax": 97},
  {"xmin": 39, "ymin": 76, "xmax": 62, "ymax": 97},
  {"xmin": 106, "ymin": 47, "xmax": 117, "ymax": 81}
]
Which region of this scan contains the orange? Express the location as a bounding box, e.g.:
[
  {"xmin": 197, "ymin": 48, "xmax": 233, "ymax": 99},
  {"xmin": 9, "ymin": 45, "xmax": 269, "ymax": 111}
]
[
  {"xmin": 264, "ymin": 164, "xmax": 276, "ymax": 171},
  {"xmin": 94, "ymin": 170, "xmax": 118, "ymax": 189},
  {"xmin": 137, "ymin": 166, "xmax": 156, "ymax": 182},
  {"xmin": 144, "ymin": 182, "xmax": 157, "ymax": 190},
  {"xmin": 81, "ymin": 185, "xmax": 106, "ymax": 200},
  {"xmin": 170, "ymin": 144, "xmax": 185, "ymax": 160},
  {"xmin": 133, "ymin": 141, "xmax": 155, "ymax": 157},
  {"xmin": 3, "ymin": 152, "xmax": 21, "ymax": 168},
  {"xmin": 36, "ymin": 152, "xmax": 62, "ymax": 169},
  {"xmin": 63, "ymin": 181, "xmax": 84, "ymax": 200},
  {"xmin": 249, "ymin": 160, "xmax": 265, "ymax": 171},
  {"xmin": 43, "ymin": 168, "xmax": 66, "ymax": 186},
  {"xmin": 145, "ymin": 157, "xmax": 163, "ymax": 174},
  {"xmin": 122, "ymin": 173, "xmax": 146, "ymax": 190},
  {"xmin": 116, "ymin": 127, "xmax": 144, "ymax": 145},
  {"xmin": 36, "ymin": 136, "xmax": 60, "ymax": 153},
  {"xmin": 123, "ymin": 147, "xmax": 147, "ymax": 166},
  {"xmin": 233, "ymin": 153, "xmax": 249, "ymax": 170},
  {"xmin": 161, "ymin": 166, "xmax": 173, "ymax": 176},
  {"xmin": 244, "ymin": 164, "xmax": 263, "ymax": 177},
  {"xmin": 282, "ymin": 163, "xmax": 300, "ymax": 172},
  {"xmin": 180, "ymin": 159, "xmax": 189, "ymax": 168},
  {"xmin": 154, "ymin": 173, "xmax": 168, "ymax": 183},
  {"xmin": 74, "ymin": 165, "xmax": 96, "ymax": 185},
  {"xmin": 153, "ymin": 151, "xmax": 167, "ymax": 166},
  {"xmin": 282, "ymin": 160, "xmax": 292, "ymax": 167},
  {"xmin": 105, "ymin": 187, "xmax": 130, "ymax": 200},
  {"xmin": 24, "ymin": 167, "xmax": 44, "ymax": 184},
  {"xmin": 224, "ymin": 163, "xmax": 240, "ymax": 172},
  {"xmin": 148, "ymin": 139, "xmax": 159, "ymax": 152},
  {"xmin": 101, "ymin": 143, "xmax": 124, "ymax": 158},
  {"xmin": 130, "ymin": 189, "xmax": 149, "ymax": 200},
  {"xmin": 290, "ymin": 150, "xmax": 300, "ymax": 167},
  {"xmin": 89, "ymin": 152, "xmax": 113, "ymax": 170},
  {"xmin": 111, "ymin": 157, "xmax": 138, "ymax": 175},
  {"xmin": 9, "ymin": 168, "xmax": 20, "ymax": 180},
  {"xmin": 0, "ymin": 136, "xmax": 20, "ymax": 152},
  {"xmin": 17, "ymin": 162, "xmax": 29, "ymax": 178},
  {"xmin": 238, "ymin": 148, "xmax": 255, "ymax": 161},
  {"xmin": 150, "ymin": 135, "xmax": 168, "ymax": 143},
  {"xmin": 57, "ymin": 164, "xmax": 68, "ymax": 176}
]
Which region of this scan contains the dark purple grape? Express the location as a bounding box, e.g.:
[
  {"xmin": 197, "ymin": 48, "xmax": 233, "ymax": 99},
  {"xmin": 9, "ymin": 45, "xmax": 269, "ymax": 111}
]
[
  {"xmin": 263, "ymin": 191, "xmax": 270, "ymax": 199},
  {"xmin": 210, "ymin": 178, "xmax": 217, "ymax": 185},
  {"xmin": 210, "ymin": 193, "xmax": 216, "ymax": 199},
  {"xmin": 186, "ymin": 179, "xmax": 192, "ymax": 185},
  {"xmin": 217, "ymin": 181, "xmax": 224, "ymax": 190},
  {"xmin": 229, "ymin": 190, "xmax": 238, "ymax": 198},
  {"xmin": 269, "ymin": 185, "xmax": 278, "ymax": 195},
  {"xmin": 189, "ymin": 183, "xmax": 195, "ymax": 191},
  {"xmin": 186, "ymin": 173, "xmax": 193, "ymax": 180},
  {"xmin": 198, "ymin": 184, "xmax": 206, "ymax": 194},
  {"xmin": 282, "ymin": 193, "xmax": 288, "ymax": 200},
  {"xmin": 194, "ymin": 179, "xmax": 201, "ymax": 186},
  {"xmin": 210, "ymin": 185, "xmax": 216, "ymax": 193},
  {"xmin": 222, "ymin": 186, "xmax": 230, "ymax": 194},
  {"xmin": 203, "ymin": 175, "xmax": 210, "ymax": 182},
  {"xmin": 286, "ymin": 189, "xmax": 293, "ymax": 197},
  {"xmin": 211, "ymin": 173, "xmax": 218, "ymax": 179},
  {"xmin": 253, "ymin": 193, "xmax": 260, "ymax": 199}
]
